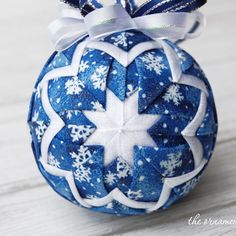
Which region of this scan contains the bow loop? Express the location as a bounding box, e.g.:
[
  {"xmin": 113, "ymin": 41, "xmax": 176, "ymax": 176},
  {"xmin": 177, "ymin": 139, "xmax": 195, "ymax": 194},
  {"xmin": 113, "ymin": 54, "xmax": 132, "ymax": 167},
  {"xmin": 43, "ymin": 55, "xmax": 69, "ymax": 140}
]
[{"xmin": 84, "ymin": 5, "xmax": 137, "ymax": 39}]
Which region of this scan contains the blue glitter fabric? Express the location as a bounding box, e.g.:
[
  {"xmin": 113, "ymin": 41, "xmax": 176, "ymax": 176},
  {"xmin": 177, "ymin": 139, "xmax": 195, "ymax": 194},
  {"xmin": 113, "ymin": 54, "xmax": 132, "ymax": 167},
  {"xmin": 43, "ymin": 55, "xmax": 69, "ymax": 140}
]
[{"xmin": 28, "ymin": 30, "xmax": 218, "ymax": 215}]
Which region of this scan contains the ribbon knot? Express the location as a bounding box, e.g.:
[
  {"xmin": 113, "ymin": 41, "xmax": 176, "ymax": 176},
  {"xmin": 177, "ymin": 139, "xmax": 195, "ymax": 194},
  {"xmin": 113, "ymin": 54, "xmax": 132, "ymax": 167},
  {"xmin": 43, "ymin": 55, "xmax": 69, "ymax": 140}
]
[{"xmin": 49, "ymin": 4, "xmax": 205, "ymax": 51}]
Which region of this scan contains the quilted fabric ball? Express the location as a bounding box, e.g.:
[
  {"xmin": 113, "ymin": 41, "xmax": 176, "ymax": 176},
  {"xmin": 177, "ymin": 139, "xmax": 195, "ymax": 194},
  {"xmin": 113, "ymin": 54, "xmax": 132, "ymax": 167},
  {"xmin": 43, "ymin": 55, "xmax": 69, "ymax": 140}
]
[{"xmin": 28, "ymin": 30, "xmax": 217, "ymax": 215}]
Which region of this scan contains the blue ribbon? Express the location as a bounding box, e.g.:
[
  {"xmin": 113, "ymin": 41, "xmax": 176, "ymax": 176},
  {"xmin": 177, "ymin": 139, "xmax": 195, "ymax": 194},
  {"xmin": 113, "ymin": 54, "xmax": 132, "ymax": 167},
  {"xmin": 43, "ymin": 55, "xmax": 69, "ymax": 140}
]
[
  {"xmin": 62, "ymin": 0, "xmax": 207, "ymax": 16},
  {"xmin": 132, "ymin": 0, "xmax": 207, "ymax": 17}
]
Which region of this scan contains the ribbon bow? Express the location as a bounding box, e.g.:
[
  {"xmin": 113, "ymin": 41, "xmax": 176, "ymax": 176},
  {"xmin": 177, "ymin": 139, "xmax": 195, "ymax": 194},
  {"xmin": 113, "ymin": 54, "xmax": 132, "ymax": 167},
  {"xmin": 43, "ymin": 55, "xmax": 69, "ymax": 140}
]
[{"xmin": 49, "ymin": 4, "xmax": 205, "ymax": 51}]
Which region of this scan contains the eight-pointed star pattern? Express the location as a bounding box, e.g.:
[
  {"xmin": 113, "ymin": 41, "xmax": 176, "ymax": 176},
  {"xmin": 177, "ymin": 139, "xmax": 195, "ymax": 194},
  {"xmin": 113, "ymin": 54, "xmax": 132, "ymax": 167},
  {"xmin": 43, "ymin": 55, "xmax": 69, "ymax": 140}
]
[{"xmin": 83, "ymin": 90, "xmax": 160, "ymax": 166}]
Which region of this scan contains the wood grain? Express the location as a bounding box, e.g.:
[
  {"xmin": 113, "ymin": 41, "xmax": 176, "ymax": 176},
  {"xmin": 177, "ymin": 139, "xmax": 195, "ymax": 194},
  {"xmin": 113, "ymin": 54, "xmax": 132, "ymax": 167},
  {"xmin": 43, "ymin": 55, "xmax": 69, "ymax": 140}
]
[{"xmin": 0, "ymin": 0, "xmax": 235, "ymax": 235}]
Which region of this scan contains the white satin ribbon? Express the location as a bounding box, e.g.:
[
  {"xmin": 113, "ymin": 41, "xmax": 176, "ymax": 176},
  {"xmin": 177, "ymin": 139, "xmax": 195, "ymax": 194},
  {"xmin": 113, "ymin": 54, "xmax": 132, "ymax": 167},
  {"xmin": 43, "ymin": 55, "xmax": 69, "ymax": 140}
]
[{"xmin": 49, "ymin": 4, "xmax": 205, "ymax": 51}]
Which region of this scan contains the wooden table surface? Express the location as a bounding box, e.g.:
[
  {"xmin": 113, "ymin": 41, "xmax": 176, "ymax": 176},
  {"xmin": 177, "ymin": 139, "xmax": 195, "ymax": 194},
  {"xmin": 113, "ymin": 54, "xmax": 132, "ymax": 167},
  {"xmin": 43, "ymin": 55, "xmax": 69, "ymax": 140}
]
[{"xmin": 0, "ymin": 0, "xmax": 236, "ymax": 235}]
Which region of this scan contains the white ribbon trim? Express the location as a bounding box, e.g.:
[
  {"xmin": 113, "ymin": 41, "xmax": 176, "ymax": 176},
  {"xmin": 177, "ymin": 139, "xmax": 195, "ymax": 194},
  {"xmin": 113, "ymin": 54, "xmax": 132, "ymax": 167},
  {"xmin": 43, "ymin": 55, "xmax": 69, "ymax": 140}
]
[{"xmin": 49, "ymin": 4, "xmax": 205, "ymax": 51}]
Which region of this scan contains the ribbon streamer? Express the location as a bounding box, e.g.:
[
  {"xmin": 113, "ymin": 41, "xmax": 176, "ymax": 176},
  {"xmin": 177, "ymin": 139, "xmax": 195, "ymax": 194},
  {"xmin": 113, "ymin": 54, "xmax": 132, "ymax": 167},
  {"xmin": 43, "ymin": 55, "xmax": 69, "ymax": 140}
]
[{"xmin": 49, "ymin": 4, "xmax": 205, "ymax": 51}]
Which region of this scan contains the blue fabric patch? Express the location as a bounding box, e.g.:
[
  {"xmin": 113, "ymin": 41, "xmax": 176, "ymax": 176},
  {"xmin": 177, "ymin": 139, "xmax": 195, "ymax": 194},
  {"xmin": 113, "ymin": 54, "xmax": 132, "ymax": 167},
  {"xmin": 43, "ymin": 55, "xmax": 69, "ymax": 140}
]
[{"xmin": 138, "ymin": 145, "xmax": 194, "ymax": 178}]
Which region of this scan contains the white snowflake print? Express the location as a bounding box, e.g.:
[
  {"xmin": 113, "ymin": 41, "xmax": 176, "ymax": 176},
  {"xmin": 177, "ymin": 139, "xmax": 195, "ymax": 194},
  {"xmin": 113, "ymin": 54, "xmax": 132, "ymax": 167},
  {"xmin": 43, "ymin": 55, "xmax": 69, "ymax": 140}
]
[
  {"xmin": 175, "ymin": 48, "xmax": 186, "ymax": 63},
  {"xmin": 126, "ymin": 84, "xmax": 137, "ymax": 97},
  {"xmin": 68, "ymin": 125, "xmax": 95, "ymax": 142},
  {"xmin": 117, "ymin": 158, "xmax": 133, "ymax": 179},
  {"xmin": 140, "ymin": 52, "xmax": 167, "ymax": 75},
  {"xmin": 104, "ymin": 171, "xmax": 117, "ymax": 186},
  {"xmin": 181, "ymin": 176, "xmax": 201, "ymax": 196},
  {"xmin": 32, "ymin": 111, "xmax": 39, "ymax": 123},
  {"xmin": 111, "ymin": 32, "xmax": 134, "ymax": 47},
  {"xmin": 64, "ymin": 110, "xmax": 79, "ymax": 120},
  {"xmin": 74, "ymin": 165, "xmax": 91, "ymax": 183},
  {"xmin": 32, "ymin": 112, "xmax": 47, "ymax": 142},
  {"xmin": 163, "ymin": 84, "xmax": 184, "ymax": 106},
  {"xmin": 160, "ymin": 152, "xmax": 183, "ymax": 176},
  {"xmin": 70, "ymin": 146, "xmax": 92, "ymax": 168},
  {"xmin": 91, "ymin": 101, "xmax": 105, "ymax": 112},
  {"xmin": 127, "ymin": 189, "xmax": 143, "ymax": 200},
  {"xmin": 79, "ymin": 60, "xmax": 89, "ymax": 73},
  {"xmin": 48, "ymin": 153, "xmax": 60, "ymax": 168},
  {"xmin": 35, "ymin": 121, "xmax": 47, "ymax": 142},
  {"xmin": 65, "ymin": 76, "xmax": 85, "ymax": 95},
  {"xmin": 91, "ymin": 65, "xmax": 109, "ymax": 91},
  {"xmin": 66, "ymin": 111, "xmax": 73, "ymax": 120}
]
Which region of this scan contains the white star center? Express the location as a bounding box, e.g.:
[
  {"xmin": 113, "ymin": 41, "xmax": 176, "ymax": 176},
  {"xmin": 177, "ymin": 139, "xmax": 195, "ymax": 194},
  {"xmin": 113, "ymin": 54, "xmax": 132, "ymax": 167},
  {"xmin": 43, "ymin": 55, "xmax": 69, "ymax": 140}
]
[{"xmin": 83, "ymin": 90, "xmax": 160, "ymax": 166}]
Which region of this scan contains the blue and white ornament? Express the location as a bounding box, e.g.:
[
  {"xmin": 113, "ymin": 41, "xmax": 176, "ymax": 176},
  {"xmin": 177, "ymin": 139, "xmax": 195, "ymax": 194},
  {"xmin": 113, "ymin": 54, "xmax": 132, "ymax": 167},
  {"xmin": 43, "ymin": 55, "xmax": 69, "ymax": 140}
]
[{"xmin": 28, "ymin": 4, "xmax": 217, "ymax": 215}]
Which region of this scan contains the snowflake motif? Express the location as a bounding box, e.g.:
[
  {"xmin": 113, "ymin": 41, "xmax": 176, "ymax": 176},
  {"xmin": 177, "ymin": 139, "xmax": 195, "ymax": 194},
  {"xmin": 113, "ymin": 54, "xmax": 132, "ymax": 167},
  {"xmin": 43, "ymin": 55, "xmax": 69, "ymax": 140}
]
[
  {"xmin": 48, "ymin": 153, "xmax": 60, "ymax": 168},
  {"xmin": 91, "ymin": 65, "xmax": 109, "ymax": 91},
  {"xmin": 66, "ymin": 111, "xmax": 73, "ymax": 120},
  {"xmin": 79, "ymin": 60, "xmax": 89, "ymax": 73},
  {"xmin": 68, "ymin": 125, "xmax": 95, "ymax": 142},
  {"xmin": 140, "ymin": 52, "xmax": 167, "ymax": 75},
  {"xmin": 32, "ymin": 112, "xmax": 47, "ymax": 142},
  {"xmin": 126, "ymin": 84, "xmax": 137, "ymax": 97},
  {"xmin": 32, "ymin": 111, "xmax": 39, "ymax": 122},
  {"xmin": 35, "ymin": 121, "xmax": 47, "ymax": 142},
  {"xmin": 181, "ymin": 176, "xmax": 201, "ymax": 196},
  {"xmin": 117, "ymin": 158, "xmax": 133, "ymax": 178},
  {"xmin": 74, "ymin": 165, "xmax": 91, "ymax": 183},
  {"xmin": 70, "ymin": 146, "xmax": 92, "ymax": 168},
  {"xmin": 63, "ymin": 110, "xmax": 79, "ymax": 120},
  {"xmin": 163, "ymin": 84, "xmax": 184, "ymax": 106},
  {"xmin": 160, "ymin": 152, "xmax": 183, "ymax": 176},
  {"xmin": 127, "ymin": 189, "xmax": 143, "ymax": 200},
  {"xmin": 65, "ymin": 76, "xmax": 85, "ymax": 95},
  {"xmin": 111, "ymin": 32, "xmax": 134, "ymax": 47},
  {"xmin": 104, "ymin": 171, "xmax": 117, "ymax": 186},
  {"xmin": 175, "ymin": 48, "xmax": 187, "ymax": 63},
  {"xmin": 91, "ymin": 101, "xmax": 105, "ymax": 112}
]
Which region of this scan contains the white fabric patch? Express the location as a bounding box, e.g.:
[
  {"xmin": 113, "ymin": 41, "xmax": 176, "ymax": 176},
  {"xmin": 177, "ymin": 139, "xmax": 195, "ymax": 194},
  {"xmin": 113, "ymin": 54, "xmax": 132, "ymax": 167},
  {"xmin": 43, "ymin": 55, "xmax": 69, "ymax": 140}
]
[{"xmin": 83, "ymin": 90, "xmax": 160, "ymax": 166}]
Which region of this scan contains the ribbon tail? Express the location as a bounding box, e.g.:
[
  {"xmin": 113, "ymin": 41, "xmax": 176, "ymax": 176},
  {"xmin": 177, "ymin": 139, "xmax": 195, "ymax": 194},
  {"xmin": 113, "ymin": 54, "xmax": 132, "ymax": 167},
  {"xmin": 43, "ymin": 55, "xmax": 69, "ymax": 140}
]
[
  {"xmin": 49, "ymin": 18, "xmax": 87, "ymax": 51},
  {"xmin": 185, "ymin": 11, "xmax": 206, "ymax": 39},
  {"xmin": 176, "ymin": 11, "xmax": 206, "ymax": 44}
]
